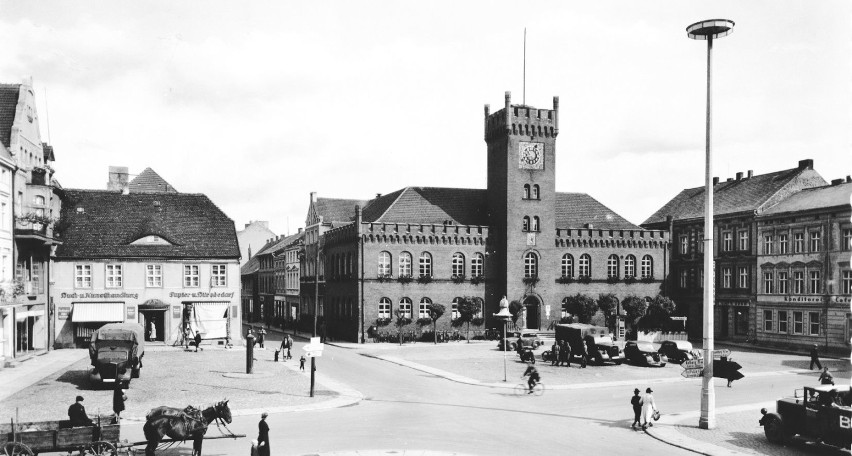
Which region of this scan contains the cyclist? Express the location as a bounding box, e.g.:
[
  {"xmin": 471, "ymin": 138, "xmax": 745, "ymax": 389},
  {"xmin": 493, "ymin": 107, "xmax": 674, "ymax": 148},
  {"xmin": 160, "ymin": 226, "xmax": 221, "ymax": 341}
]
[{"xmin": 522, "ymin": 363, "xmax": 541, "ymax": 394}]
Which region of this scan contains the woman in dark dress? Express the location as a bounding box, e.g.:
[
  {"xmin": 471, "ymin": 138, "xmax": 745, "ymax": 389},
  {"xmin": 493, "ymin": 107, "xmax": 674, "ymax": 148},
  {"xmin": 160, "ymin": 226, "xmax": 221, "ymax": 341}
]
[{"xmin": 257, "ymin": 412, "xmax": 270, "ymax": 456}]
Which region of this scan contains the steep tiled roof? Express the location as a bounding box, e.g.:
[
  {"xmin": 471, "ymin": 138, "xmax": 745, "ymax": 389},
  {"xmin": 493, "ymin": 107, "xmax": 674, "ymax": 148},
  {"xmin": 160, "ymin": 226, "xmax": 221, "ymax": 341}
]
[
  {"xmin": 555, "ymin": 193, "xmax": 641, "ymax": 230},
  {"xmin": 257, "ymin": 231, "xmax": 303, "ymax": 257},
  {"xmin": 642, "ymin": 167, "xmax": 825, "ymax": 225},
  {"xmin": 129, "ymin": 168, "xmax": 178, "ymax": 193},
  {"xmin": 761, "ymin": 182, "xmax": 852, "ymax": 215},
  {"xmin": 56, "ymin": 190, "xmax": 239, "ymax": 259},
  {"xmin": 0, "ymin": 84, "xmax": 20, "ymax": 149},
  {"xmin": 240, "ymin": 256, "xmax": 260, "ymax": 275},
  {"xmin": 362, "ymin": 187, "xmax": 489, "ymax": 225},
  {"xmin": 315, "ymin": 197, "xmax": 367, "ymax": 224}
]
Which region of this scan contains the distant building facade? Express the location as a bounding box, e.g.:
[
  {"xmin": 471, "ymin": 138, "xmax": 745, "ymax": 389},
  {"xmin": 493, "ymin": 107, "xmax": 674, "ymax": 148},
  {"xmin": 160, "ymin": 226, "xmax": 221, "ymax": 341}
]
[
  {"xmin": 755, "ymin": 178, "xmax": 852, "ymax": 353},
  {"xmin": 0, "ymin": 79, "xmax": 61, "ymax": 363},
  {"xmin": 643, "ymin": 160, "xmax": 829, "ymax": 340},
  {"xmin": 237, "ymin": 221, "xmax": 276, "ymax": 267},
  {"xmin": 304, "ymin": 93, "xmax": 668, "ymax": 342},
  {"xmin": 53, "ymin": 169, "xmax": 242, "ymax": 348}
]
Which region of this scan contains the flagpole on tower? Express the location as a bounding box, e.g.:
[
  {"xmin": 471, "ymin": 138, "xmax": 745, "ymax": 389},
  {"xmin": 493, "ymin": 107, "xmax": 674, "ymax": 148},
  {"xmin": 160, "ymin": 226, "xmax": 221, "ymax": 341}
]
[{"xmin": 523, "ymin": 28, "xmax": 526, "ymax": 106}]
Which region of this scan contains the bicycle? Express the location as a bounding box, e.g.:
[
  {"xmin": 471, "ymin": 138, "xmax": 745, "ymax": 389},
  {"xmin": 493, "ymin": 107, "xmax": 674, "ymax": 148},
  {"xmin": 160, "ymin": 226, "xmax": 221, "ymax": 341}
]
[{"xmin": 514, "ymin": 381, "xmax": 545, "ymax": 396}]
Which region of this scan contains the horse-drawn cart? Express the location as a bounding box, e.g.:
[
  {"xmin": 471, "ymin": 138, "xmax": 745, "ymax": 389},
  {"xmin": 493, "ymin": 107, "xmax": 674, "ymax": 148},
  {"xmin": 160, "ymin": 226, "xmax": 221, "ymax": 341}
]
[
  {"xmin": 1, "ymin": 415, "xmax": 120, "ymax": 455},
  {"xmin": 2, "ymin": 400, "xmax": 243, "ymax": 455}
]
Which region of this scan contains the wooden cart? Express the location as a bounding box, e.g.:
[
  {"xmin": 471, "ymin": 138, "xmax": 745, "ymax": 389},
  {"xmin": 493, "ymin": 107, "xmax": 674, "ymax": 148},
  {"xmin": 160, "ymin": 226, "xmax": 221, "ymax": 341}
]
[{"xmin": 1, "ymin": 415, "xmax": 120, "ymax": 455}]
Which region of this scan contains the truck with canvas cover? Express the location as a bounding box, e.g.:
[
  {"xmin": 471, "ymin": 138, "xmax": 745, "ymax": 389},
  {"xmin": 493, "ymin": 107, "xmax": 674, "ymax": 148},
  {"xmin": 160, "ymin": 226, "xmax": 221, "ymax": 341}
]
[
  {"xmin": 89, "ymin": 322, "xmax": 145, "ymax": 387},
  {"xmin": 555, "ymin": 323, "xmax": 623, "ymax": 365}
]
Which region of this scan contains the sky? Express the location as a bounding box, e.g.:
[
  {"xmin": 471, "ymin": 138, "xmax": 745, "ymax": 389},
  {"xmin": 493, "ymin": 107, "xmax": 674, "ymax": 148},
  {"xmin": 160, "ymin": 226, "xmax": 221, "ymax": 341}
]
[{"xmin": 1, "ymin": 1, "xmax": 849, "ymax": 236}]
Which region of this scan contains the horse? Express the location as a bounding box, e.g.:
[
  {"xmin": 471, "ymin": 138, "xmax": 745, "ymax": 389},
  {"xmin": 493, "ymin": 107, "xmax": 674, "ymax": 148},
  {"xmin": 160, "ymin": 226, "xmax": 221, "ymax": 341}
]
[{"xmin": 142, "ymin": 399, "xmax": 232, "ymax": 456}]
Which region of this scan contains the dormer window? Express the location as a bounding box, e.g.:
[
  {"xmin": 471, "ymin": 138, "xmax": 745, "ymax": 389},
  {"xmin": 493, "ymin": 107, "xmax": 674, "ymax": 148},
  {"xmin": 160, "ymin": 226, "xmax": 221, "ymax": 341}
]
[{"xmin": 131, "ymin": 235, "xmax": 172, "ymax": 245}]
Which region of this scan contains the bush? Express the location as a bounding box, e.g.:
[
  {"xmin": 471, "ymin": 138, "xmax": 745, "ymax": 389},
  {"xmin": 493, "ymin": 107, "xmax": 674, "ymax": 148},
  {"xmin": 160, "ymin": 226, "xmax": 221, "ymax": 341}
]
[
  {"xmin": 563, "ymin": 293, "xmax": 597, "ymax": 324},
  {"xmin": 416, "ymin": 275, "xmax": 433, "ymax": 284},
  {"xmin": 416, "ymin": 317, "xmax": 433, "ymax": 326}
]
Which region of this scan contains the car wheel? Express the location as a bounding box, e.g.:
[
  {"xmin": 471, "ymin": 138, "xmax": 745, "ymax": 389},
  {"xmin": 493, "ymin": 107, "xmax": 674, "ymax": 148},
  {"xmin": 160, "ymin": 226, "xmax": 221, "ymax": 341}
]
[{"xmin": 763, "ymin": 415, "xmax": 788, "ymax": 444}]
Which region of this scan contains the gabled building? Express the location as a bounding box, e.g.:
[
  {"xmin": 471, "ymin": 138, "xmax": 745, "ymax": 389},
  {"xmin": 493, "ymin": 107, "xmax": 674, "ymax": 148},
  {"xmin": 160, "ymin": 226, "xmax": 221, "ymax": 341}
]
[
  {"xmin": 0, "ymin": 79, "xmax": 61, "ymax": 363},
  {"xmin": 237, "ymin": 221, "xmax": 276, "ymax": 267},
  {"xmin": 754, "ymin": 177, "xmax": 852, "ymax": 353},
  {"xmin": 53, "ymin": 168, "xmax": 242, "ymax": 347},
  {"xmin": 303, "ymin": 93, "xmax": 669, "ymax": 342},
  {"xmin": 642, "ymin": 160, "xmax": 827, "ymax": 339}
]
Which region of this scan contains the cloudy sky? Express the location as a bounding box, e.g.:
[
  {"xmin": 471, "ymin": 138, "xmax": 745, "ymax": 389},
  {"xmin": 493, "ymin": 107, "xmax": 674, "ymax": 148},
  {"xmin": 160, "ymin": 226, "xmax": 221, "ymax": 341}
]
[{"xmin": 1, "ymin": 1, "xmax": 849, "ymax": 235}]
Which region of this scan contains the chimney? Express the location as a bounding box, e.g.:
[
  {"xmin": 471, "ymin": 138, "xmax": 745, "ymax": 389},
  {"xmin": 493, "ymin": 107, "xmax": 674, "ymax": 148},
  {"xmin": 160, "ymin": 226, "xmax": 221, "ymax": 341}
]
[
  {"xmin": 847, "ymin": 175, "xmax": 851, "ymax": 183},
  {"xmin": 831, "ymin": 179, "xmax": 843, "ymax": 186},
  {"xmin": 376, "ymin": 193, "xmax": 382, "ymax": 199},
  {"xmin": 736, "ymin": 172, "xmax": 743, "ymax": 180},
  {"xmin": 747, "ymin": 170, "xmax": 753, "ymax": 178},
  {"xmin": 798, "ymin": 159, "xmax": 813, "ymax": 170},
  {"xmin": 713, "ymin": 177, "xmax": 719, "ymax": 185},
  {"xmin": 298, "ymin": 227, "xmax": 303, "ymax": 234},
  {"xmin": 107, "ymin": 166, "xmax": 129, "ymax": 191},
  {"xmin": 310, "ymin": 192, "xmax": 316, "ymax": 203}
]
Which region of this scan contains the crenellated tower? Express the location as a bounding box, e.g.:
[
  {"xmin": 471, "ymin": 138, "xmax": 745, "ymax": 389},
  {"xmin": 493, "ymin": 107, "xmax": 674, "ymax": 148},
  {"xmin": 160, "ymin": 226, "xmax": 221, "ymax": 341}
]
[{"xmin": 485, "ymin": 91, "xmax": 559, "ymax": 322}]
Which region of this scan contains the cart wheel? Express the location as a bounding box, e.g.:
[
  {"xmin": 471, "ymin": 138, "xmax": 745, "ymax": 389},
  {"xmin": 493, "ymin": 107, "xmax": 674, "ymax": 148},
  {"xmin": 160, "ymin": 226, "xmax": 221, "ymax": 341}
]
[
  {"xmin": 3, "ymin": 442, "xmax": 34, "ymax": 456},
  {"xmin": 86, "ymin": 441, "xmax": 117, "ymax": 455}
]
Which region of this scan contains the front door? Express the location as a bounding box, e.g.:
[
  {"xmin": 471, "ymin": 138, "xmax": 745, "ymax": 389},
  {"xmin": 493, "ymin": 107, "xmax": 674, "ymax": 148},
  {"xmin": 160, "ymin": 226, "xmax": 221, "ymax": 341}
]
[
  {"xmin": 720, "ymin": 307, "xmax": 729, "ymax": 338},
  {"xmin": 139, "ymin": 310, "xmax": 165, "ymax": 342},
  {"xmin": 523, "ymin": 296, "xmax": 540, "ymax": 330}
]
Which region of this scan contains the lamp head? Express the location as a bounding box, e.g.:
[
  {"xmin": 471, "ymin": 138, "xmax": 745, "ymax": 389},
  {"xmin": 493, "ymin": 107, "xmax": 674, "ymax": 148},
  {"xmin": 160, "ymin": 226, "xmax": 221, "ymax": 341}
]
[{"xmin": 687, "ymin": 19, "xmax": 735, "ymax": 40}]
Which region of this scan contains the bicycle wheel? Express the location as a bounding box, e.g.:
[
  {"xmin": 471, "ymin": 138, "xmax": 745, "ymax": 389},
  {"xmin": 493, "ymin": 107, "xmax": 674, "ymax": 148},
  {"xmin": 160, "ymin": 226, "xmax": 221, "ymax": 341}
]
[
  {"xmin": 513, "ymin": 383, "xmax": 529, "ymax": 396},
  {"xmin": 532, "ymin": 382, "xmax": 545, "ymax": 396}
]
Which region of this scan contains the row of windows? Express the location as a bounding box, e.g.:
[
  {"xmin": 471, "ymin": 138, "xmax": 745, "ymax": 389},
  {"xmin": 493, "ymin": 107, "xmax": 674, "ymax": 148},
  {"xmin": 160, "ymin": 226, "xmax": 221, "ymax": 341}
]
[
  {"xmin": 377, "ymin": 252, "xmax": 484, "ymax": 278},
  {"xmin": 74, "ymin": 264, "xmax": 228, "ymax": 288},
  {"xmin": 522, "ymin": 216, "xmax": 540, "ymax": 232},
  {"xmin": 522, "ymin": 184, "xmax": 540, "ymax": 200},
  {"xmin": 762, "ymin": 309, "xmax": 821, "ymax": 335},
  {"xmin": 679, "ymin": 229, "xmax": 852, "ymax": 255},
  {"xmin": 549, "ymin": 253, "xmax": 654, "ymax": 279},
  {"xmin": 377, "ymin": 297, "xmax": 483, "ymax": 320}
]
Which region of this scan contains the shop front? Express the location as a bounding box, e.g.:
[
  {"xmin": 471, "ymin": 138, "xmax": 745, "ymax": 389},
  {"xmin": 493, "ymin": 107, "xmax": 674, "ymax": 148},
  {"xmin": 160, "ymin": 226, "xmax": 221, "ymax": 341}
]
[
  {"xmin": 69, "ymin": 302, "xmax": 125, "ymax": 347},
  {"xmin": 0, "ymin": 303, "xmax": 48, "ymax": 359},
  {"xmin": 184, "ymin": 301, "xmax": 236, "ymax": 346},
  {"xmin": 139, "ymin": 299, "xmax": 169, "ymax": 342}
]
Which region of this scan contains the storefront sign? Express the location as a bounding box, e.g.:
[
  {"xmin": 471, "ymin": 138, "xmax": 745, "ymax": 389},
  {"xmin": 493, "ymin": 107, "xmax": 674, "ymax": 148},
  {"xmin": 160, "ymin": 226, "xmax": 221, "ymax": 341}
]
[
  {"xmin": 168, "ymin": 291, "xmax": 235, "ymax": 299},
  {"xmin": 172, "ymin": 306, "xmax": 181, "ymax": 319},
  {"xmin": 717, "ymin": 300, "xmax": 749, "ymax": 307},
  {"xmin": 126, "ymin": 306, "xmax": 136, "ymax": 320},
  {"xmin": 60, "ymin": 292, "xmax": 139, "ymax": 300},
  {"xmin": 57, "ymin": 306, "xmax": 71, "ymax": 320},
  {"xmin": 831, "ymin": 296, "xmax": 851, "ymax": 304},
  {"xmin": 783, "ymin": 296, "xmax": 825, "ymax": 303}
]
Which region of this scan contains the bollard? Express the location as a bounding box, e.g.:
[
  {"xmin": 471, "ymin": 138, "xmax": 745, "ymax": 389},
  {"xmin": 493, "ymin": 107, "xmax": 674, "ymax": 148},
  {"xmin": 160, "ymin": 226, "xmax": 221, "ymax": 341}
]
[{"xmin": 246, "ymin": 333, "xmax": 256, "ymax": 374}]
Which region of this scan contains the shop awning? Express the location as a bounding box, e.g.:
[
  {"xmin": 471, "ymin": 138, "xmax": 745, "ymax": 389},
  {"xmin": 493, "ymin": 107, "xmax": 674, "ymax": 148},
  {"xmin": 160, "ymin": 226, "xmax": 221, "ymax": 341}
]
[{"xmin": 73, "ymin": 303, "xmax": 124, "ymax": 322}]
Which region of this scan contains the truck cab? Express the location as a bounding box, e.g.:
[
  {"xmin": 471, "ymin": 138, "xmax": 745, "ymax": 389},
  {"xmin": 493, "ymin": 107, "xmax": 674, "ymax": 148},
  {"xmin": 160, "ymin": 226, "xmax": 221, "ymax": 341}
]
[
  {"xmin": 760, "ymin": 385, "xmax": 852, "ymax": 449},
  {"xmin": 555, "ymin": 323, "xmax": 623, "ymax": 366},
  {"xmin": 89, "ymin": 323, "xmax": 145, "ymax": 388}
]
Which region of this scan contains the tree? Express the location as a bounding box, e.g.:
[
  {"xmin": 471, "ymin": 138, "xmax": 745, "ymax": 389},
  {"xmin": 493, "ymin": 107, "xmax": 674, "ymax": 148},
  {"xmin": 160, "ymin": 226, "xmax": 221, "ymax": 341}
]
[
  {"xmin": 649, "ymin": 295, "xmax": 677, "ymax": 316},
  {"xmin": 564, "ymin": 293, "xmax": 597, "ymax": 324},
  {"xmin": 394, "ymin": 309, "xmax": 411, "ymax": 346},
  {"xmin": 456, "ymin": 296, "xmax": 480, "ymax": 343},
  {"xmin": 637, "ymin": 295, "xmax": 678, "ymax": 332},
  {"xmin": 620, "ymin": 295, "xmax": 647, "ymax": 334},
  {"xmin": 508, "ymin": 300, "xmax": 524, "ymax": 330},
  {"xmin": 597, "ymin": 293, "xmax": 620, "ymax": 330},
  {"xmin": 427, "ymin": 302, "xmax": 446, "ymax": 345}
]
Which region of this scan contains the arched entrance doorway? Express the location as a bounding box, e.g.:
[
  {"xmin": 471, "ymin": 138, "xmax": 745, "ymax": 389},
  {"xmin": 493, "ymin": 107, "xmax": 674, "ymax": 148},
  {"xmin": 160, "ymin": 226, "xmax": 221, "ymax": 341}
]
[{"xmin": 523, "ymin": 295, "xmax": 540, "ymax": 330}]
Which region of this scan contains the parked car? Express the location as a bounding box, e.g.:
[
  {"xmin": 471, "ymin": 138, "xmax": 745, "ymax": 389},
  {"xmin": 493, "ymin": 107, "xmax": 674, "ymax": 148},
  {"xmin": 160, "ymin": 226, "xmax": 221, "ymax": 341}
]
[
  {"xmin": 623, "ymin": 341, "xmax": 666, "ymax": 367},
  {"xmin": 658, "ymin": 340, "xmax": 695, "ymax": 364},
  {"xmin": 497, "ymin": 330, "xmax": 543, "ymax": 351},
  {"xmin": 760, "ymin": 385, "xmax": 852, "ymax": 449}
]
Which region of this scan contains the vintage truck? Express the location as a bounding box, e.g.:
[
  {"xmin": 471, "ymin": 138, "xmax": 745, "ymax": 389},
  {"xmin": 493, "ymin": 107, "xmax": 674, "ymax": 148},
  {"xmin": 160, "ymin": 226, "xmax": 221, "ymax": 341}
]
[
  {"xmin": 760, "ymin": 384, "xmax": 852, "ymax": 449},
  {"xmin": 89, "ymin": 323, "xmax": 145, "ymax": 388},
  {"xmin": 554, "ymin": 323, "xmax": 623, "ymax": 365}
]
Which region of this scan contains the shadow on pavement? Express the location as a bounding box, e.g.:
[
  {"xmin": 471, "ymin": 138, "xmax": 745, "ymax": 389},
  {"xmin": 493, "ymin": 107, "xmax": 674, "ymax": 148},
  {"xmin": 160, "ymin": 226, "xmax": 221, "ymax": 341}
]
[{"xmin": 54, "ymin": 369, "xmax": 97, "ymax": 391}]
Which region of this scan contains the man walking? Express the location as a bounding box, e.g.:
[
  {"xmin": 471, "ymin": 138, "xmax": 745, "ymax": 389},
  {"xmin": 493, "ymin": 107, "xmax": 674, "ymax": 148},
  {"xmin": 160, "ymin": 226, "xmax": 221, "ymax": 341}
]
[
  {"xmin": 286, "ymin": 335, "xmax": 293, "ymax": 359},
  {"xmin": 257, "ymin": 327, "xmax": 266, "ymax": 349},
  {"xmin": 560, "ymin": 340, "xmax": 571, "ymax": 367},
  {"xmin": 810, "ymin": 344, "xmax": 823, "ymax": 370},
  {"xmin": 631, "ymin": 388, "xmax": 643, "ymax": 429},
  {"xmin": 550, "ymin": 340, "xmax": 560, "ymax": 366},
  {"xmin": 580, "ymin": 340, "xmax": 588, "ymax": 368}
]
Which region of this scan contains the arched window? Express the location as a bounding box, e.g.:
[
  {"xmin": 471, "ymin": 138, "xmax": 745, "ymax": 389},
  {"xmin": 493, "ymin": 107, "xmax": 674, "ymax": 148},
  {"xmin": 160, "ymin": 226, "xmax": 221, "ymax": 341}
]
[
  {"xmin": 378, "ymin": 298, "xmax": 391, "ymax": 319},
  {"xmin": 624, "ymin": 255, "xmax": 636, "ymax": 278},
  {"xmin": 34, "ymin": 195, "xmax": 45, "ymax": 206},
  {"xmin": 377, "ymin": 251, "xmax": 391, "ymax": 277},
  {"xmin": 399, "ymin": 251, "xmax": 412, "ymax": 277},
  {"xmin": 523, "ymin": 216, "xmax": 530, "ymax": 232},
  {"xmin": 524, "ymin": 252, "xmax": 538, "ymax": 278},
  {"xmin": 452, "ymin": 253, "xmax": 465, "ymax": 277},
  {"xmin": 532, "ymin": 185, "xmax": 540, "ymax": 200},
  {"xmin": 523, "ymin": 184, "xmax": 530, "ymax": 199},
  {"xmin": 641, "ymin": 255, "xmax": 653, "ymax": 279},
  {"xmin": 561, "ymin": 254, "xmax": 574, "ymax": 278},
  {"xmin": 471, "ymin": 253, "xmax": 484, "ymax": 277},
  {"xmin": 398, "ymin": 297, "xmax": 412, "ymax": 318},
  {"xmin": 578, "ymin": 254, "xmax": 591, "ymax": 277},
  {"xmin": 419, "ymin": 252, "xmax": 432, "ymax": 278},
  {"xmin": 473, "ymin": 297, "xmax": 484, "ymax": 318},
  {"xmin": 419, "ymin": 297, "xmax": 432, "ymax": 318},
  {"xmin": 607, "ymin": 255, "xmax": 619, "ymax": 279},
  {"xmin": 451, "ymin": 297, "xmax": 462, "ymax": 320},
  {"xmin": 561, "ymin": 297, "xmax": 571, "ymax": 318},
  {"xmin": 532, "ymin": 216, "xmax": 540, "ymax": 232}
]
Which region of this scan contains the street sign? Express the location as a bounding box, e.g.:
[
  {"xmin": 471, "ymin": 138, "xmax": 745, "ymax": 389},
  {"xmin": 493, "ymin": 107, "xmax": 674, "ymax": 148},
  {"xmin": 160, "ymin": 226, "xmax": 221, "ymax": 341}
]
[
  {"xmin": 302, "ymin": 337, "xmax": 325, "ymax": 358},
  {"xmin": 712, "ymin": 349, "xmax": 731, "ymax": 358},
  {"xmin": 681, "ymin": 368, "xmax": 703, "ymax": 378},
  {"xmin": 682, "ymin": 359, "xmax": 704, "ymax": 369}
]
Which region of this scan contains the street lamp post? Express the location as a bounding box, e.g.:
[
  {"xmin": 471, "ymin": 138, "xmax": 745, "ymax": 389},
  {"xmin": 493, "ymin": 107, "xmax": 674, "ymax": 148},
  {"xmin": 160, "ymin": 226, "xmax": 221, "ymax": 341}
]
[
  {"xmin": 495, "ymin": 296, "xmax": 512, "ymax": 382},
  {"xmin": 687, "ymin": 18, "xmax": 735, "ymax": 430}
]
